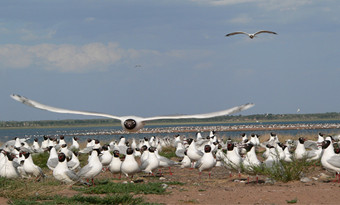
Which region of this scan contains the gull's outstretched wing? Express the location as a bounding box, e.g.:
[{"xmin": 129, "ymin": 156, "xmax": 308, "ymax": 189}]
[
  {"xmin": 254, "ymin": 30, "xmax": 277, "ymax": 36},
  {"xmin": 225, "ymin": 31, "xmax": 249, "ymax": 37},
  {"xmin": 10, "ymin": 94, "xmax": 122, "ymax": 121},
  {"xmin": 143, "ymin": 103, "xmax": 254, "ymax": 122}
]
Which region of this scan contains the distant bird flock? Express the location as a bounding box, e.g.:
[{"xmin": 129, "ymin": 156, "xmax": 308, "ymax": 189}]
[{"xmin": 1, "ymin": 131, "xmax": 339, "ymax": 185}]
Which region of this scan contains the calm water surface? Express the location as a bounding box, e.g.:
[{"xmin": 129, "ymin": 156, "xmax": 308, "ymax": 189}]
[{"xmin": 1, "ymin": 121, "xmax": 340, "ymax": 144}]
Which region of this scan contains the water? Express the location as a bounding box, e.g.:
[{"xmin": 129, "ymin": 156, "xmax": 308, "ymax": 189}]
[{"xmin": 1, "ymin": 120, "xmax": 340, "ymax": 144}]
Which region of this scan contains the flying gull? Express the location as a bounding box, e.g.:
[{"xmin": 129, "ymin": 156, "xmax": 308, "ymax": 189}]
[
  {"xmin": 10, "ymin": 94, "xmax": 254, "ymax": 132},
  {"xmin": 225, "ymin": 30, "xmax": 277, "ymax": 39}
]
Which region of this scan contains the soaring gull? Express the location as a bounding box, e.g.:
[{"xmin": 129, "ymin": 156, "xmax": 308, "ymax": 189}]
[
  {"xmin": 225, "ymin": 30, "xmax": 277, "ymax": 39},
  {"xmin": 11, "ymin": 94, "xmax": 254, "ymax": 132}
]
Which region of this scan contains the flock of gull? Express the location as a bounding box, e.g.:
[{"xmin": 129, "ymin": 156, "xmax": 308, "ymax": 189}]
[{"xmin": 1, "ymin": 131, "xmax": 340, "ymax": 186}]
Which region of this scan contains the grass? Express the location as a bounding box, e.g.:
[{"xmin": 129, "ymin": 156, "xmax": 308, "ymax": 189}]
[
  {"xmin": 158, "ymin": 146, "xmax": 177, "ymax": 159},
  {"xmin": 74, "ymin": 180, "xmax": 167, "ymax": 195},
  {"xmin": 0, "ymin": 177, "xmax": 61, "ymax": 200},
  {"xmin": 178, "ymin": 199, "xmax": 199, "ymax": 204},
  {"xmin": 8, "ymin": 194, "xmax": 147, "ymax": 205},
  {"xmin": 286, "ymin": 198, "xmax": 298, "ymax": 204},
  {"xmin": 32, "ymin": 152, "xmax": 50, "ymax": 169},
  {"xmin": 0, "ymin": 176, "xmax": 169, "ymax": 204},
  {"xmin": 243, "ymin": 155, "xmax": 315, "ymax": 182},
  {"xmin": 164, "ymin": 181, "xmax": 185, "ymax": 185}
]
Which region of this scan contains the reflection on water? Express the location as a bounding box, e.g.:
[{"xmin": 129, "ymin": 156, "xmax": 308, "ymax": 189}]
[{"xmin": 1, "ymin": 121, "xmax": 340, "ymax": 144}]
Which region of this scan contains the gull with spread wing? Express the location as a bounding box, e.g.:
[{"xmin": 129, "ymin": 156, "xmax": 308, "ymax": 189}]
[
  {"xmin": 11, "ymin": 94, "xmax": 254, "ymax": 132},
  {"xmin": 225, "ymin": 30, "xmax": 277, "ymax": 39}
]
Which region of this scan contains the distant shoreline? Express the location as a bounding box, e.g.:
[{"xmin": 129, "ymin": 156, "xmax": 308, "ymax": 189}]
[
  {"xmin": 133, "ymin": 122, "xmax": 340, "ymax": 135},
  {"xmin": 2, "ymin": 114, "xmax": 340, "ymax": 130},
  {"xmin": 2, "ymin": 121, "xmax": 337, "ymax": 136}
]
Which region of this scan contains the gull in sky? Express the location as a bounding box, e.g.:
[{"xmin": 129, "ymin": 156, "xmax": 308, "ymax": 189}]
[
  {"xmin": 10, "ymin": 94, "xmax": 254, "ymax": 132},
  {"xmin": 225, "ymin": 30, "xmax": 277, "ymax": 39}
]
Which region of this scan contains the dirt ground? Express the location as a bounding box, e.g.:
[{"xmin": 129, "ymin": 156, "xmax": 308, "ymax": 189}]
[
  {"xmin": 1, "ymin": 163, "xmax": 340, "ymax": 204},
  {"xmin": 141, "ymin": 165, "xmax": 340, "ymax": 204}
]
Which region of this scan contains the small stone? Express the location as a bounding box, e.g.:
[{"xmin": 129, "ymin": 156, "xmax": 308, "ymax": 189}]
[
  {"xmin": 159, "ymin": 177, "xmax": 166, "ymax": 181},
  {"xmin": 265, "ymin": 178, "xmax": 275, "ymax": 185},
  {"xmin": 319, "ymin": 173, "xmax": 332, "ymax": 181},
  {"xmin": 300, "ymin": 177, "xmax": 312, "ymax": 183},
  {"xmin": 312, "ymin": 177, "xmax": 318, "ymax": 181},
  {"xmin": 162, "ymin": 183, "xmax": 168, "ymax": 189}
]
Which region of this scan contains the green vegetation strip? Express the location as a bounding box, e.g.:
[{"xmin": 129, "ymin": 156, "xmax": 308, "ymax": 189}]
[
  {"xmin": 74, "ymin": 180, "xmax": 167, "ymax": 195},
  {"xmin": 9, "ymin": 194, "xmax": 147, "ymax": 205}
]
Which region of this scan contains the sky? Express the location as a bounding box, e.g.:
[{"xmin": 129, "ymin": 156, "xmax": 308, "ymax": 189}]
[{"xmin": 1, "ymin": 0, "xmax": 340, "ymax": 121}]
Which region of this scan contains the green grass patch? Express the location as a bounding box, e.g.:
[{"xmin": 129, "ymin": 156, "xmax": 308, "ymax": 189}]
[
  {"xmin": 32, "ymin": 152, "xmax": 49, "ymax": 169},
  {"xmin": 74, "ymin": 180, "xmax": 167, "ymax": 195},
  {"xmin": 9, "ymin": 194, "xmax": 146, "ymax": 205},
  {"xmin": 286, "ymin": 198, "xmax": 298, "ymax": 204},
  {"xmin": 0, "ymin": 177, "xmax": 60, "ymax": 199},
  {"xmin": 164, "ymin": 181, "xmax": 185, "ymax": 186},
  {"xmin": 246, "ymin": 156, "xmax": 313, "ymax": 182},
  {"xmin": 159, "ymin": 146, "xmax": 177, "ymax": 159}
]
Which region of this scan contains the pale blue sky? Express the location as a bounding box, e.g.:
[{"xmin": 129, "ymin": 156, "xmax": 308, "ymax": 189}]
[{"xmin": 1, "ymin": 0, "xmax": 340, "ymax": 121}]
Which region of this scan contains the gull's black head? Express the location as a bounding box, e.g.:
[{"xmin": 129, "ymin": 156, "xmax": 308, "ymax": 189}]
[
  {"xmin": 322, "ymin": 140, "xmax": 331, "ymax": 149},
  {"xmin": 187, "ymin": 138, "xmax": 194, "ymax": 145},
  {"xmin": 126, "ymin": 148, "xmax": 134, "ymax": 155},
  {"xmin": 245, "ymin": 143, "xmax": 254, "ymax": 152},
  {"xmin": 113, "ymin": 150, "xmax": 120, "ymax": 157},
  {"xmin": 58, "ymin": 152, "xmax": 66, "ymax": 162},
  {"xmin": 22, "ymin": 152, "xmax": 30, "ymax": 159},
  {"xmin": 141, "ymin": 145, "xmax": 148, "ymax": 152},
  {"xmin": 204, "ymin": 145, "xmax": 212, "ymax": 153},
  {"xmin": 149, "ymin": 147, "xmax": 156, "ymax": 152},
  {"xmin": 6, "ymin": 152, "xmax": 16, "ymax": 161},
  {"xmin": 102, "ymin": 144, "xmax": 109, "ymax": 151},
  {"xmin": 227, "ymin": 143, "xmax": 234, "ymax": 151},
  {"xmin": 124, "ymin": 119, "xmax": 137, "ymax": 130},
  {"xmin": 298, "ymin": 137, "xmax": 305, "ymax": 144}
]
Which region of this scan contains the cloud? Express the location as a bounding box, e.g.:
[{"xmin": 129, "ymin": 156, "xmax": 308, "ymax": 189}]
[
  {"xmin": 228, "ymin": 14, "xmax": 252, "ymax": 24},
  {"xmin": 191, "ymin": 0, "xmax": 311, "ymax": 10},
  {"xmin": 0, "ymin": 42, "xmax": 215, "ymax": 73},
  {"xmin": 191, "ymin": 0, "xmax": 255, "ymax": 6},
  {"xmin": 258, "ymin": 0, "xmax": 312, "ymax": 11},
  {"xmin": 19, "ymin": 28, "xmax": 56, "ymax": 41},
  {"xmin": 0, "ymin": 42, "xmax": 124, "ymax": 72},
  {"xmin": 84, "ymin": 17, "xmax": 95, "ymax": 23}
]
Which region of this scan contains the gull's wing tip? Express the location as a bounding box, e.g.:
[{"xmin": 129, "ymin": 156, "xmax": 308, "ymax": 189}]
[
  {"xmin": 241, "ymin": 103, "xmax": 255, "ymax": 111},
  {"xmin": 247, "ymin": 102, "xmax": 255, "ymax": 107},
  {"xmin": 10, "ymin": 94, "xmax": 22, "ymax": 101}
]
